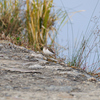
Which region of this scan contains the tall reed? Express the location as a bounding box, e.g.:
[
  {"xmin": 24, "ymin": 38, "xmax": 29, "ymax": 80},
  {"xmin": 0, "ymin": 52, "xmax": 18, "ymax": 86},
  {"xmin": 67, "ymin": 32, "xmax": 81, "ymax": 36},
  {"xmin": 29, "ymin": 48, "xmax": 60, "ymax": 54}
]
[{"xmin": 26, "ymin": 0, "xmax": 57, "ymax": 50}]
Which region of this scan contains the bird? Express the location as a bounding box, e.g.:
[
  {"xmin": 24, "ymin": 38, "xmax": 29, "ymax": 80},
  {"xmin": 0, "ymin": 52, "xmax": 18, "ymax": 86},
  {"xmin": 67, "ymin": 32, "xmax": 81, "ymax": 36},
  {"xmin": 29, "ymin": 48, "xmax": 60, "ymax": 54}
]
[{"xmin": 43, "ymin": 45, "xmax": 55, "ymax": 56}]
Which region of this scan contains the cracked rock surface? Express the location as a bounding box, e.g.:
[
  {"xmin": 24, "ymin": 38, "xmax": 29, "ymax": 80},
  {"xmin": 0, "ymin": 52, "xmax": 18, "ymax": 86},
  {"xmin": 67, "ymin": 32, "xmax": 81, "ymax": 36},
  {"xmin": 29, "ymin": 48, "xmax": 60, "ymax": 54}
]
[{"xmin": 0, "ymin": 40, "xmax": 100, "ymax": 100}]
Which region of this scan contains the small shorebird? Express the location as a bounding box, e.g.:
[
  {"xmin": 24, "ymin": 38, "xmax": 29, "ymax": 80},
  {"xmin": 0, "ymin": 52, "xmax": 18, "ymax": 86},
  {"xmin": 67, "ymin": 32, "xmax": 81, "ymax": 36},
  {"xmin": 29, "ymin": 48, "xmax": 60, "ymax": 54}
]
[{"xmin": 43, "ymin": 45, "xmax": 55, "ymax": 56}]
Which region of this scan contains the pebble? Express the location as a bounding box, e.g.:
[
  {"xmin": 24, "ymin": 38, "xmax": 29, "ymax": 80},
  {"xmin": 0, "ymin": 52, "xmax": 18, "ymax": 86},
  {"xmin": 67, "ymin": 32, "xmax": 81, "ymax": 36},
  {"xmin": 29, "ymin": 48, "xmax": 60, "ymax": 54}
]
[
  {"xmin": 0, "ymin": 44, "xmax": 3, "ymax": 50},
  {"xmin": 88, "ymin": 77, "xmax": 97, "ymax": 82},
  {"xmin": 28, "ymin": 64, "xmax": 44, "ymax": 69}
]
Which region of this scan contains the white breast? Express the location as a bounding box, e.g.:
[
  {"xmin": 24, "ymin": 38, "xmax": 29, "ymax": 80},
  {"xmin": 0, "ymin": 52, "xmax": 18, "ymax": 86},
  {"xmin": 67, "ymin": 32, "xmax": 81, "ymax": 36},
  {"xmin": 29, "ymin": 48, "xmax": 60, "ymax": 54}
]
[{"xmin": 43, "ymin": 48, "xmax": 54, "ymax": 55}]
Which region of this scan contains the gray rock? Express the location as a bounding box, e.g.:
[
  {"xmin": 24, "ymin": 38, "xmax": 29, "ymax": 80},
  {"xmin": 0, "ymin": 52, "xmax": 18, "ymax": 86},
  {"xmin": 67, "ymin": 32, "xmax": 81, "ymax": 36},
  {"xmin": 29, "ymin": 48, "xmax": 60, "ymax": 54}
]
[
  {"xmin": 0, "ymin": 41, "xmax": 100, "ymax": 100},
  {"xmin": 28, "ymin": 64, "xmax": 44, "ymax": 69},
  {"xmin": 45, "ymin": 65, "xmax": 64, "ymax": 70},
  {"xmin": 38, "ymin": 59, "xmax": 48, "ymax": 65},
  {"xmin": 4, "ymin": 56, "xmax": 9, "ymax": 60},
  {"xmin": 0, "ymin": 44, "xmax": 3, "ymax": 50},
  {"xmin": 45, "ymin": 85, "xmax": 73, "ymax": 92},
  {"xmin": 30, "ymin": 53, "xmax": 44, "ymax": 58}
]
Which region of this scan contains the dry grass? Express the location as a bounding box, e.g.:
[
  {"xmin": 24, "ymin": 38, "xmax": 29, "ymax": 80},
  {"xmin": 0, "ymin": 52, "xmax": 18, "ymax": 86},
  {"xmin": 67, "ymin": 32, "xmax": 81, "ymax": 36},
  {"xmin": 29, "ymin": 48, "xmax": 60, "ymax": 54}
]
[
  {"xmin": 26, "ymin": 0, "xmax": 58, "ymax": 51},
  {"xmin": 0, "ymin": 0, "xmax": 66, "ymax": 51},
  {"xmin": 0, "ymin": 0, "xmax": 25, "ymax": 45}
]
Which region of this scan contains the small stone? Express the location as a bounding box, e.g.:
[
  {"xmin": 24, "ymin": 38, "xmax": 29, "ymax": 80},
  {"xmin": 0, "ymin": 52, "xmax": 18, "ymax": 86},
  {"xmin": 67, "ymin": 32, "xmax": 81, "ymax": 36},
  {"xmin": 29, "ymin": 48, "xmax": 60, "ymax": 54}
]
[
  {"xmin": 30, "ymin": 53, "xmax": 44, "ymax": 58},
  {"xmin": 22, "ymin": 87, "xmax": 30, "ymax": 90},
  {"xmin": 45, "ymin": 65, "xmax": 64, "ymax": 70},
  {"xmin": 4, "ymin": 56, "xmax": 9, "ymax": 59},
  {"xmin": 45, "ymin": 85, "xmax": 73, "ymax": 92},
  {"xmin": 0, "ymin": 54, "xmax": 3, "ymax": 57},
  {"xmin": 28, "ymin": 64, "xmax": 44, "ymax": 69},
  {"xmin": 38, "ymin": 59, "xmax": 48, "ymax": 65},
  {"xmin": 88, "ymin": 77, "xmax": 97, "ymax": 82},
  {"xmin": 0, "ymin": 44, "xmax": 3, "ymax": 50},
  {"xmin": 5, "ymin": 93, "xmax": 11, "ymax": 97},
  {"xmin": 5, "ymin": 86, "xmax": 12, "ymax": 89},
  {"xmin": 71, "ymin": 88, "xmax": 82, "ymax": 92}
]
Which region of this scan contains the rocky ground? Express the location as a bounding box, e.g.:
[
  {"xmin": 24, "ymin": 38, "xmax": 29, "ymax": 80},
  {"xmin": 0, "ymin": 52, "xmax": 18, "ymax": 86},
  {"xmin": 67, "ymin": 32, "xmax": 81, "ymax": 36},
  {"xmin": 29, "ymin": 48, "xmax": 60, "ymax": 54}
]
[{"xmin": 0, "ymin": 40, "xmax": 100, "ymax": 100}]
